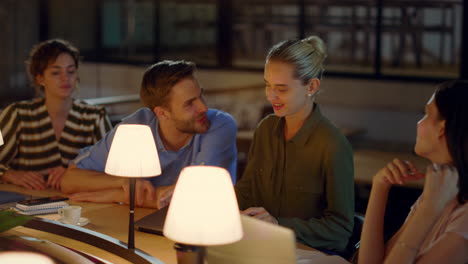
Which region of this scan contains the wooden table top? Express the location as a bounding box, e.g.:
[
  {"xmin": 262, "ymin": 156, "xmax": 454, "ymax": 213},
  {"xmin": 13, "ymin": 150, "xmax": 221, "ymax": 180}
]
[
  {"xmin": 1, "ymin": 184, "xmax": 319, "ymax": 264},
  {"xmin": 0, "ymin": 184, "xmax": 175, "ymax": 264}
]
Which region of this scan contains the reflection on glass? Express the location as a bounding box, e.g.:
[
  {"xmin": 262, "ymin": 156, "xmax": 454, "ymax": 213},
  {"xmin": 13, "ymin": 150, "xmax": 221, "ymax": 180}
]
[
  {"xmin": 40, "ymin": 0, "xmax": 462, "ymax": 79},
  {"xmin": 232, "ymin": 1, "xmax": 299, "ymax": 68},
  {"xmin": 230, "ymin": 0, "xmax": 461, "ymax": 79},
  {"xmin": 102, "ymin": 0, "xmax": 155, "ymax": 62},
  {"xmin": 304, "ymin": 1, "xmax": 375, "ymax": 74},
  {"xmin": 159, "ymin": 0, "xmax": 217, "ymax": 66},
  {"xmin": 380, "ymin": 1, "xmax": 460, "ymax": 78}
]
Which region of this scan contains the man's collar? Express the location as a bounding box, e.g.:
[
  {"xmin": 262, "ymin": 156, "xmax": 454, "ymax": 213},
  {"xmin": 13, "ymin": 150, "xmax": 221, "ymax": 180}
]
[{"xmin": 153, "ymin": 118, "xmax": 168, "ymax": 153}]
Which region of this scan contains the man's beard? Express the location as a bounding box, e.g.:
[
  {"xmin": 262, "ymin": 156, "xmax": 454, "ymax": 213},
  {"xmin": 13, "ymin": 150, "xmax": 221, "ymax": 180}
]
[{"xmin": 173, "ymin": 114, "xmax": 210, "ymax": 134}]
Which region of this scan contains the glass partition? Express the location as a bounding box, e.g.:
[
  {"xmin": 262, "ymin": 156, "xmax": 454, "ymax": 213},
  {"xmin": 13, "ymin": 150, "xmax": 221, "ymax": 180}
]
[
  {"xmin": 100, "ymin": 0, "xmax": 157, "ymax": 62},
  {"xmin": 158, "ymin": 0, "xmax": 217, "ymax": 65},
  {"xmin": 304, "ymin": 0, "xmax": 376, "ymax": 74},
  {"xmin": 0, "ymin": 0, "xmax": 464, "ymax": 95},
  {"xmin": 379, "ymin": 1, "xmax": 460, "ymax": 78},
  {"xmin": 232, "ymin": 0, "xmax": 299, "ymax": 68},
  {"xmin": 45, "ymin": 0, "xmax": 465, "ymax": 79},
  {"xmin": 0, "ymin": 0, "xmax": 39, "ymax": 107}
]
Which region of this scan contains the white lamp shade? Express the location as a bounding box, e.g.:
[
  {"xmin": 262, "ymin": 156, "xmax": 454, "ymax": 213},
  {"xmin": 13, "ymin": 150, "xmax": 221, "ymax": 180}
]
[
  {"xmin": 0, "ymin": 129, "xmax": 3, "ymax": 146},
  {"xmin": 0, "ymin": 252, "xmax": 54, "ymax": 264},
  {"xmin": 105, "ymin": 124, "xmax": 161, "ymax": 177},
  {"xmin": 163, "ymin": 166, "xmax": 243, "ymax": 246}
]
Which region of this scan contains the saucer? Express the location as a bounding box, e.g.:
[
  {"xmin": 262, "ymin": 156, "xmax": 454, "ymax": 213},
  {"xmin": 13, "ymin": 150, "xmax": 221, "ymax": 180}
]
[{"xmin": 58, "ymin": 217, "xmax": 90, "ymax": 227}]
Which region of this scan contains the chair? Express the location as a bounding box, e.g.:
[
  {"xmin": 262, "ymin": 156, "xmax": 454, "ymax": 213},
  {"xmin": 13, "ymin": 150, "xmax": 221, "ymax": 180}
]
[{"xmin": 343, "ymin": 214, "xmax": 365, "ymax": 261}]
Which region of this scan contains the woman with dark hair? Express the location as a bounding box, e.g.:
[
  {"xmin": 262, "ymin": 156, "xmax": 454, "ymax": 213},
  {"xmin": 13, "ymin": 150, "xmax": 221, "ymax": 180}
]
[
  {"xmin": 0, "ymin": 39, "xmax": 112, "ymax": 190},
  {"xmin": 359, "ymin": 80, "xmax": 468, "ymax": 263}
]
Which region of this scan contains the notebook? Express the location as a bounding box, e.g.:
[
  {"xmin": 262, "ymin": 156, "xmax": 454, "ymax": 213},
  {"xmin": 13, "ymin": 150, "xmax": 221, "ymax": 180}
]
[
  {"xmin": 0, "ymin": 191, "xmax": 30, "ymax": 209},
  {"xmin": 15, "ymin": 196, "xmax": 69, "ymax": 215},
  {"xmin": 134, "ymin": 206, "xmax": 169, "ymax": 236},
  {"xmin": 205, "ymin": 215, "xmax": 297, "ymax": 264}
]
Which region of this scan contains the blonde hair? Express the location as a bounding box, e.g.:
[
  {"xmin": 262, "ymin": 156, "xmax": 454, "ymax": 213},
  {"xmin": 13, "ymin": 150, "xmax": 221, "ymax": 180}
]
[{"xmin": 266, "ymin": 35, "xmax": 327, "ymax": 85}]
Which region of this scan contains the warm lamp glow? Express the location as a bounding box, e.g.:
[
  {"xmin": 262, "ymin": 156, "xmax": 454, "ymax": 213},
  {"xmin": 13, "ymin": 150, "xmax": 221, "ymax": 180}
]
[
  {"xmin": 0, "ymin": 252, "xmax": 54, "ymax": 264},
  {"xmin": 0, "ymin": 129, "xmax": 3, "ymax": 146},
  {"xmin": 164, "ymin": 166, "xmax": 243, "ymax": 246},
  {"xmin": 105, "ymin": 124, "xmax": 161, "ymax": 177},
  {"xmin": 104, "ymin": 124, "xmax": 161, "ymax": 250}
]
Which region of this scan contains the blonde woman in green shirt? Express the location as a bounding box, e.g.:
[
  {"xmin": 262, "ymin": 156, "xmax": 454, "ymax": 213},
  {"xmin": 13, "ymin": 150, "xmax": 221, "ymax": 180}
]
[{"xmin": 235, "ymin": 36, "xmax": 355, "ymax": 254}]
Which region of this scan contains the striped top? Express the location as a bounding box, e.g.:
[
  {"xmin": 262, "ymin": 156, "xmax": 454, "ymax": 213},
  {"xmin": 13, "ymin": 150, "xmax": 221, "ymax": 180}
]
[{"xmin": 0, "ymin": 97, "xmax": 112, "ymax": 177}]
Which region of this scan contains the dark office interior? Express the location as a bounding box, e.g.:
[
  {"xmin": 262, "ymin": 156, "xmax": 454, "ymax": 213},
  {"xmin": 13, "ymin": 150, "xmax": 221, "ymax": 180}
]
[{"xmin": 0, "ymin": 0, "xmax": 466, "ymax": 263}]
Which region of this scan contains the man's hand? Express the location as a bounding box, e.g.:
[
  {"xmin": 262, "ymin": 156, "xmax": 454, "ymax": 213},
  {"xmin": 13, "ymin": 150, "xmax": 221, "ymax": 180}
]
[
  {"xmin": 69, "ymin": 183, "xmax": 176, "ymax": 209},
  {"xmin": 122, "ymin": 179, "xmax": 155, "ymax": 207},
  {"xmin": 2, "ymin": 169, "xmax": 47, "ymax": 190},
  {"xmin": 241, "ymin": 207, "xmax": 278, "ymax": 224},
  {"xmin": 155, "ymin": 185, "xmax": 175, "ymax": 209},
  {"xmin": 47, "ymin": 166, "xmax": 66, "ymax": 190},
  {"xmin": 123, "ymin": 182, "xmax": 174, "ymax": 209},
  {"xmin": 69, "ymin": 189, "xmax": 123, "ymax": 204}
]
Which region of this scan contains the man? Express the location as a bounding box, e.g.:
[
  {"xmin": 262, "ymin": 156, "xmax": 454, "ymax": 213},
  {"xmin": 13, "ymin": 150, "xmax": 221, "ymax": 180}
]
[{"xmin": 61, "ymin": 60, "xmax": 237, "ymax": 209}]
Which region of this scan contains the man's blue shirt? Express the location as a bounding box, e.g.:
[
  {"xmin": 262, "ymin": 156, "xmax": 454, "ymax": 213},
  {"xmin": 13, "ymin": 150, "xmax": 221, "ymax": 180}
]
[{"xmin": 74, "ymin": 108, "xmax": 238, "ymax": 185}]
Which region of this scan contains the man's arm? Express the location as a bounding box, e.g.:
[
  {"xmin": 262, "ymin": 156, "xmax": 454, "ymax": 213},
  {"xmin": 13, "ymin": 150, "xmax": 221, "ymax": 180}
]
[
  {"xmin": 62, "ymin": 111, "xmax": 164, "ymax": 205},
  {"xmin": 69, "ymin": 184, "xmax": 175, "ymax": 209},
  {"xmin": 61, "ymin": 124, "xmax": 119, "ymax": 193},
  {"xmin": 62, "ymin": 164, "xmax": 159, "ymax": 206},
  {"xmin": 61, "ymin": 164, "xmax": 125, "ymax": 194}
]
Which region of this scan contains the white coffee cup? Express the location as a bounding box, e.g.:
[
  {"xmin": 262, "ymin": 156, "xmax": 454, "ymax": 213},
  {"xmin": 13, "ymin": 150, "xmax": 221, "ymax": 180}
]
[{"xmin": 58, "ymin": 206, "xmax": 82, "ymax": 225}]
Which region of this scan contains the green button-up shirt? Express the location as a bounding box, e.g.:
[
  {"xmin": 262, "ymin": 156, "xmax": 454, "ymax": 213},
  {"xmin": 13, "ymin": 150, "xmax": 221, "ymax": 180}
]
[{"xmin": 235, "ymin": 105, "xmax": 354, "ymax": 253}]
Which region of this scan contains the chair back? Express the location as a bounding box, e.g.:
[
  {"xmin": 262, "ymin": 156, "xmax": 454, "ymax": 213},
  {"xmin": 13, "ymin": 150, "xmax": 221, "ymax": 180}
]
[{"xmin": 343, "ymin": 214, "xmax": 364, "ymax": 261}]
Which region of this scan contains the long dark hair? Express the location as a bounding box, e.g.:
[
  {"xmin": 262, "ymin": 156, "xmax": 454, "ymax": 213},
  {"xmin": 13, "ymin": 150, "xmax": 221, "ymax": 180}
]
[{"xmin": 434, "ymin": 80, "xmax": 468, "ymax": 203}]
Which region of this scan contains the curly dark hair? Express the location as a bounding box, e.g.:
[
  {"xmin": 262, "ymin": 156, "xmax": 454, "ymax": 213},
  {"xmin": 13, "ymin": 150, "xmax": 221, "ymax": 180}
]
[{"xmin": 25, "ymin": 39, "xmax": 80, "ymax": 94}]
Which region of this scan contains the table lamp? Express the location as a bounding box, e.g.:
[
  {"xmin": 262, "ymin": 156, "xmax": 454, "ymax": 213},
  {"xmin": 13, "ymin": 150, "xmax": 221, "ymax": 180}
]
[
  {"xmin": 0, "ymin": 252, "xmax": 53, "ymax": 264},
  {"xmin": 163, "ymin": 166, "xmax": 243, "ymax": 264},
  {"xmin": 105, "ymin": 124, "xmax": 161, "ymax": 250}
]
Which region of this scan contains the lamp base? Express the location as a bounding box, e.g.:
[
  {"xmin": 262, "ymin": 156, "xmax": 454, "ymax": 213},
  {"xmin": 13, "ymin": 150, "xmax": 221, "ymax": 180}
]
[{"xmin": 174, "ymin": 243, "xmax": 204, "ymax": 264}]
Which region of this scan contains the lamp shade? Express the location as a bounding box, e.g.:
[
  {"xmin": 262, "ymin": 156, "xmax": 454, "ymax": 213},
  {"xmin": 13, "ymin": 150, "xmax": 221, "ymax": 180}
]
[
  {"xmin": 0, "ymin": 252, "xmax": 53, "ymax": 264},
  {"xmin": 105, "ymin": 124, "xmax": 161, "ymax": 177},
  {"xmin": 0, "ymin": 129, "xmax": 3, "ymax": 146},
  {"xmin": 163, "ymin": 166, "xmax": 243, "ymax": 246}
]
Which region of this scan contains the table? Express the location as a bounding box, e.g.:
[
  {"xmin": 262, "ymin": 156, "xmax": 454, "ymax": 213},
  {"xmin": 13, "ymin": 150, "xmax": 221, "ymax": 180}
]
[
  {"xmin": 0, "ymin": 184, "xmax": 319, "ymax": 264},
  {"xmin": 0, "ymin": 184, "xmax": 175, "ymax": 264}
]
